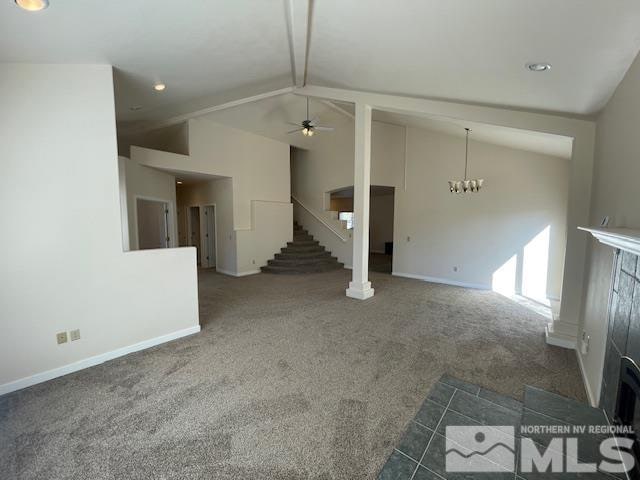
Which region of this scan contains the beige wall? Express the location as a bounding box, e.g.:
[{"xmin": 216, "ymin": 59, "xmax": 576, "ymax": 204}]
[
  {"xmin": 177, "ymin": 179, "xmax": 292, "ymax": 275},
  {"xmin": 118, "ymin": 122, "xmax": 189, "ymax": 157},
  {"xmin": 394, "ymin": 128, "xmax": 569, "ymax": 297},
  {"xmin": 122, "ymin": 158, "xmax": 178, "ymax": 250},
  {"xmin": 0, "ymin": 64, "xmax": 199, "ymax": 393},
  {"xmin": 291, "ymin": 114, "xmax": 405, "ymax": 266},
  {"xmin": 330, "ymin": 197, "xmax": 354, "ymax": 212},
  {"xmin": 578, "ymin": 50, "xmax": 640, "ymax": 403},
  {"xmin": 188, "ymin": 118, "xmax": 291, "ymax": 230},
  {"xmin": 293, "ymin": 121, "xmax": 569, "ymax": 299},
  {"xmin": 177, "ymin": 179, "xmax": 237, "ymax": 274},
  {"xmin": 133, "ymin": 118, "xmax": 293, "ymax": 275}
]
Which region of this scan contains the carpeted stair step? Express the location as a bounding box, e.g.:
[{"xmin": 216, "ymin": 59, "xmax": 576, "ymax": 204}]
[
  {"xmin": 287, "ymin": 240, "xmax": 319, "ymax": 247},
  {"xmin": 261, "ymin": 261, "xmax": 344, "ymax": 274},
  {"xmin": 281, "ymin": 244, "xmax": 326, "ymax": 253},
  {"xmin": 275, "ymin": 250, "xmax": 331, "ymax": 260},
  {"xmin": 263, "ymin": 221, "xmax": 344, "ymax": 274},
  {"xmin": 268, "ymin": 256, "xmax": 340, "ymax": 266},
  {"xmin": 293, "ymin": 234, "xmax": 314, "ymax": 242}
]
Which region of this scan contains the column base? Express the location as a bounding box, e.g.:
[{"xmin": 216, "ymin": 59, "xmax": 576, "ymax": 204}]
[
  {"xmin": 346, "ymin": 281, "xmax": 375, "ymax": 300},
  {"xmin": 545, "ymin": 322, "xmax": 577, "ymax": 349}
]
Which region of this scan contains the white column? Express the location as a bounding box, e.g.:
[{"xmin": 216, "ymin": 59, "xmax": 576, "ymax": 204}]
[{"xmin": 346, "ymin": 103, "xmax": 375, "ymax": 300}]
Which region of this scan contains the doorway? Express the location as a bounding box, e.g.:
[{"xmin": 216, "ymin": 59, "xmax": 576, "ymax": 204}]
[
  {"xmin": 136, "ymin": 198, "xmax": 170, "ymax": 250},
  {"xmin": 328, "ymin": 185, "xmax": 395, "ymax": 273},
  {"xmin": 202, "ymin": 205, "xmax": 216, "ymax": 269}
]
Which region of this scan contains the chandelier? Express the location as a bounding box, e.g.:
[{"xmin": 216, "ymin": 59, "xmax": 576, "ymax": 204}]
[{"xmin": 449, "ymin": 128, "xmax": 484, "ymax": 194}]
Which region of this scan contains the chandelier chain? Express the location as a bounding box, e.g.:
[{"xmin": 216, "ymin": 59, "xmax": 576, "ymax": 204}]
[{"xmin": 464, "ymin": 128, "xmax": 469, "ymax": 180}]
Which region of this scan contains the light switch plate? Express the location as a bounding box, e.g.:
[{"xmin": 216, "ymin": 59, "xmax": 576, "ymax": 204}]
[
  {"xmin": 70, "ymin": 329, "xmax": 81, "ymax": 341},
  {"xmin": 56, "ymin": 332, "xmax": 68, "ymax": 344}
]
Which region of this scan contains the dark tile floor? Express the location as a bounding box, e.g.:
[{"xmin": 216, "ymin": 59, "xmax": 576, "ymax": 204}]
[{"xmin": 378, "ymin": 375, "xmax": 621, "ymax": 480}]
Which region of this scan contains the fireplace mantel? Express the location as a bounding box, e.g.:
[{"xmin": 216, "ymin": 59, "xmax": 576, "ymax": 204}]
[{"xmin": 578, "ymin": 226, "xmax": 640, "ymax": 256}]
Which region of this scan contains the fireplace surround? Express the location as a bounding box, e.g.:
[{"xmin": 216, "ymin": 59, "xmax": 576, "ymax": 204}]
[{"xmin": 600, "ymin": 249, "xmax": 640, "ymax": 419}]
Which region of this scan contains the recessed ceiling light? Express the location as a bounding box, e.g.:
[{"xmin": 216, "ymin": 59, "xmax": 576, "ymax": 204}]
[
  {"xmin": 527, "ymin": 63, "xmax": 552, "ymax": 72},
  {"xmin": 129, "ymin": 105, "xmax": 142, "ymax": 111},
  {"xmin": 15, "ymin": 0, "xmax": 49, "ymax": 11},
  {"xmin": 154, "ymin": 83, "xmax": 166, "ymax": 91},
  {"xmin": 176, "ymin": 181, "xmax": 183, "ymax": 185}
]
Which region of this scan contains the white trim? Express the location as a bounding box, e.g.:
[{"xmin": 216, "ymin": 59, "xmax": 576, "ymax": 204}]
[
  {"xmin": 578, "ymin": 226, "xmax": 640, "ymax": 257},
  {"xmin": 576, "ymin": 349, "xmax": 598, "ymax": 407},
  {"xmin": 121, "ymin": 87, "xmax": 295, "ymax": 136},
  {"xmin": 134, "ymin": 194, "xmax": 177, "ymax": 250},
  {"xmin": 0, "ymin": 325, "xmax": 201, "ymax": 396},
  {"xmin": 215, "ymin": 268, "xmax": 261, "ymax": 277},
  {"xmin": 392, "ymin": 271, "xmax": 490, "ymax": 290},
  {"xmin": 291, "ymin": 195, "xmax": 349, "ymax": 242},
  {"xmin": 544, "ymin": 324, "xmax": 578, "ymax": 349},
  {"xmin": 117, "ymin": 156, "xmax": 131, "ymax": 251}
]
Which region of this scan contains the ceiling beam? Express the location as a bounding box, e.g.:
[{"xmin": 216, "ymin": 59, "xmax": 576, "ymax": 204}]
[
  {"xmin": 119, "ymin": 87, "xmax": 294, "ymax": 136},
  {"xmin": 284, "ymin": 0, "xmax": 312, "ymax": 87},
  {"xmin": 294, "ymin": 85, "xmax": 593, "ymax": 137},
  {"xmin": 320, "ymin": 100, "xmax": 355, "ymax": 120}
]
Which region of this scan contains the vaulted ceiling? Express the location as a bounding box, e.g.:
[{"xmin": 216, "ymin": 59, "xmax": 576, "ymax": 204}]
[{"xmin": 2, "ymin": 0, "xmax": 640, "ymax": 125}]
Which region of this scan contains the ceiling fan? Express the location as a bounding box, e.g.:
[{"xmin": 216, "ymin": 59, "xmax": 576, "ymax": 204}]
[{"xmin": 287, "ymin": 97, "xmax": 334, "ymax": 137}]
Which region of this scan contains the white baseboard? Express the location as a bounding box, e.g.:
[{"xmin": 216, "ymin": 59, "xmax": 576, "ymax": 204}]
[
  {"xmin": 392, "ymin": 271, "xmax": 490, "ymax": 290},
  {"xmin": 544, "ymin": 324, "xmax": 577, "ymax": 349},
  {"xmin": 576, "ymin": 349, "xmax": 598, "ymax": 407},
  {"xmin": 216, "ymin": 268, "xmax": 261, "ymax": 277},
  {"xmin": 0, "ymin": 325, "xmax": 201, "ymax": 396},
  {"xmin": 236, "ymin": 269, "xmax": 261, "ymax": 276}
]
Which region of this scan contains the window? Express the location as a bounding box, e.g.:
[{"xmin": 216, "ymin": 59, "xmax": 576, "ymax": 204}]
[{"xmin": 338, "ymin": 211, "xmax": 354, "ymax": 230}]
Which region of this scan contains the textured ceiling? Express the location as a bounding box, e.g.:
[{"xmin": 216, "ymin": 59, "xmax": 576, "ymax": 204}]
[{"xmin": 2, "ymin": 0, "xmax": 640, "ymax": 123}]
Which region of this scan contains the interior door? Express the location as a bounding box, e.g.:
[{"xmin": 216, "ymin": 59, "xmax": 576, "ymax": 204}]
[
  {"xmin": 189, "ymin": 206, "xmax": 201, "ymax": 265},
  {"xmin": 177, "ymin": 206, "xmax": 189, "ymax": 247},
  {"xmin": 137, "ymin": 198, "xmax": 169, "ymax": 250},
  {"xmin": 203, "ymin": 205, "xmax": 216, "ymax": 268}
]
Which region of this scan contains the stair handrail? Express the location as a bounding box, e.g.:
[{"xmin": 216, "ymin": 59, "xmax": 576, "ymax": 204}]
[{"xmin": 291, "ymin": 195, "xmax": 349, "ymax": 243}]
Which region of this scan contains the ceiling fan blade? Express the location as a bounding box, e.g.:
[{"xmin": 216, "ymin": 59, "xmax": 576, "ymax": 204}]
[
  {"xmin": 309, "ymin": 116, "xmax": 319, "ymax": 125},
  {"xmin": 314, "ymin": 126, "xmax": 334, "ymax": 131},
  {"xmin": 287, "ymin": 128, "xmax": 304, "ymax": 134},
  {"xmin": 286, "ymin": 122, "xmax": 302, "ymax": 127}
]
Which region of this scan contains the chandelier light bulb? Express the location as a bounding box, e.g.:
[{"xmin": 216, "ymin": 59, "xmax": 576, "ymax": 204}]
[
  {"xmin": 302, "ymin": 128, "xmax": 309, "ymax": 136},
  {"xmin": 307, "ymin": 128, "xmax": 314, "ymax": 137},
  {"xmin": 447, "ymin": 129, "xmax": 484, "ymax": 194}
]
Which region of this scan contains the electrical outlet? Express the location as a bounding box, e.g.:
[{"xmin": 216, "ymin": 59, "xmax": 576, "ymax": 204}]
[
  {"xmin": 70, "ymin": 329, "xmax": 81, "ymax": 341},
  {"xmin": 581, "ymin": 333, "xmax": 590, "ymax": 355},
  {"xmin": 56, "ymin": 332, "xmax": 68, "ymax": 344}
]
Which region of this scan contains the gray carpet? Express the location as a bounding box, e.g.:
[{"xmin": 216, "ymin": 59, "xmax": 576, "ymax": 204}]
[{"xmin": 0, "ymin": 269, "xmax": 586, "ymax": 480}]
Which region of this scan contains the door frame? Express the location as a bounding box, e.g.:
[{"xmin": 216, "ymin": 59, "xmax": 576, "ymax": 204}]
[{"xmin": 133, "ymin": 194, "xmax": 176, "ymax": 250}]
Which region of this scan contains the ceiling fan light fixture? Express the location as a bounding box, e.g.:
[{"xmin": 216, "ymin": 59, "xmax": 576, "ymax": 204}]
[{"xmin": 15, "ymin": 0, "xmax": 49, "ymax": 11}]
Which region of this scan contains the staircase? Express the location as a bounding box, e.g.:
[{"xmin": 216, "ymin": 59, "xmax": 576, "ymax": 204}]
[{"xmin": 261, "ymin": 222, "xmax": 344, "ymax": 274}]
